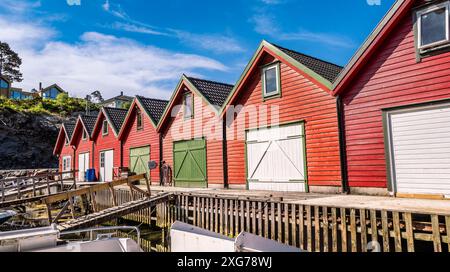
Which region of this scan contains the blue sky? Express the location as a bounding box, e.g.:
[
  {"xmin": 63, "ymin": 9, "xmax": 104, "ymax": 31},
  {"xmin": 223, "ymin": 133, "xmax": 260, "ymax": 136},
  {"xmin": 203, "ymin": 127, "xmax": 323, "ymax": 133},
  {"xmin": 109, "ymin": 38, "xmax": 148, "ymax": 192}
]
[{"xmin": 0, "ymin": 0, "xmax": 394, "ymax": 100}]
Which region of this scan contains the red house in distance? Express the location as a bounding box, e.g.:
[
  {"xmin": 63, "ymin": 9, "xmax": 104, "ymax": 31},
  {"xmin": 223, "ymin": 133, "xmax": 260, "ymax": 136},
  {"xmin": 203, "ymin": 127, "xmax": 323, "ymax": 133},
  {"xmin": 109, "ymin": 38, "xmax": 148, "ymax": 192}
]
[
  {"xmin": 118, "ymin": 96, "xmax": 168, "ymax": 185},
  {"xmin": 157, "ymin": 75, "xmax": 233, "ymax": 188},
  {"xmin": 53, "ymin": 122, "xmax": 76, "ymax": 177},
  {"xmin": 69, "ymin": 114, "xmax": 97, "ymax": 182},
  {"xmin": 91, "ymin": 107, "xmax": 128, "ymax": 182}
]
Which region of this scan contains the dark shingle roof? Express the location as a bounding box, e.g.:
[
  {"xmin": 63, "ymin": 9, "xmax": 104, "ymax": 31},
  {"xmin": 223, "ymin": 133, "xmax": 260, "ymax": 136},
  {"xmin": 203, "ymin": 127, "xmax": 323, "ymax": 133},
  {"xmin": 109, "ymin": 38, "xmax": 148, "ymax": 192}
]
[
  {"xmin": 80, "ymin": 115, "xmax": 97, "ymax": 136},
  {"xmin": 187, "ymin": 77, "xmax": 234, "ymax": 107},
  {"xmin": 272, "ymin": 43, "xmax": 343, "ymax": 83},
  {"xmin": 136, "ymin": 96, "xmax": 169, "ymax": 123},
  {"xmin": 103, "ymin": 107, "xmax": 128, "ymax": 133},
  {"xmin": 63, "ymin": 122, "xmax": 75, "ymax": 139}
]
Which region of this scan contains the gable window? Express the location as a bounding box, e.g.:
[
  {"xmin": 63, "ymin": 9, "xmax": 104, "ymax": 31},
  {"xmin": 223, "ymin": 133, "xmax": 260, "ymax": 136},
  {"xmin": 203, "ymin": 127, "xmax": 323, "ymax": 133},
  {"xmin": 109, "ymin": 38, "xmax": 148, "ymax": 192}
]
[
  {"xmin": 417, "ymin": 2, "xmax": 450, "ymax": 50},
  {"xmin": 262, "ymin": 63, "xmax": 281, "ymax": 98},
  {"xmin": 102, "ymin": 120, "xmax": 108, "ymax": 135},
  {"xmin": 82, "ymin": 129, "xmax": 87, "ymax": 140},
  {"xmin": 65, "ymin": 137, "xmax": 69, "ymax": 146},
  {"xmin": 136, "ymin": 109, "xmax": 143, "ymax": 130},
  {"xmin": 184, "ymin": 93, "xmax": 193, "ymax": 119}
]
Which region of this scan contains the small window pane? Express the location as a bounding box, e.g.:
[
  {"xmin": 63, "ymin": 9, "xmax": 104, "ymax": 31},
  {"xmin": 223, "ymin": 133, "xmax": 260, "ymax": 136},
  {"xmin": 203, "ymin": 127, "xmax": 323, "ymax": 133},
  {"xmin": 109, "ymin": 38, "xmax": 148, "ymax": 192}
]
[
  {"xmin": 137, "ymin": 110, "xmax": 143, "ymax": 129},
  {"xmin": 184, "ymin": 94, "xmax": 193, "ymax": 118},
  {"xmin": 103, "ymin": 120, "xmax": 108, "ymax": 134},
  {"xmin": 264, "ymin": 66, "xmax": 278, "ymax": 95},
  {"xmin": 82, "ymin": 129, "xmax": 87, "ymax": 140},
  {"xmin": 421, "ymin": 8, "xmax": 447, "ymax": 46}
]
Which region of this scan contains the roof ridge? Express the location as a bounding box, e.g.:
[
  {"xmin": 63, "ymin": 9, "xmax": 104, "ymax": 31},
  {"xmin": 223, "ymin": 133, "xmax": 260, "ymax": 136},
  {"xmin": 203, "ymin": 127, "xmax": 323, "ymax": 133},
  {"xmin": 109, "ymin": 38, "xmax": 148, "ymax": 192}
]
[
  {"xmin": 103, "ymin": 106, "xmax": 128, "ymax": 112},
  {"xmin": 270, "ymin": 42, "xmax": 344, "ymax": 69},
  {"xmin": 136, "ymin": 95, "xmax": 169, "ymax": 103},
  {"xmin": 186, "ymin": 76, "xmax": 234, "ymax": 87}
]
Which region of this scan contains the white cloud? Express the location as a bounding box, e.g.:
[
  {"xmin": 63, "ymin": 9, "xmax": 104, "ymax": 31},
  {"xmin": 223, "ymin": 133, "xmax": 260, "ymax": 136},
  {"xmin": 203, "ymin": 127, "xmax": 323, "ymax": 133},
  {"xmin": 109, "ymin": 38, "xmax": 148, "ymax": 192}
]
[
  {"xmin": 0, "ymin": 18, "xmax": 228, "ymax": 100},
  {"xmin": 102, "ymin": 0, "xmax": 127, "ymax": 19},
  {"xmin": 101, "ymin": 1, "xmax": 244, "ymax": 54},
  {"xmin": 173, "ymin": 31, "xmax": 245, "ymax": 54},
  {"xmin": 250, "ymin": 12, "xmax": 355, "ymax": 48},
  {"xmin": 260, "ymin": 0, "xmax": 283, "ymax": 5},
  {"xmin": 110, "ymin": 22, "xmax": 169, "ymax": 36},
  {"xmin": 0, "ymin": 0, "xmax": 41, "ymax": 14}
]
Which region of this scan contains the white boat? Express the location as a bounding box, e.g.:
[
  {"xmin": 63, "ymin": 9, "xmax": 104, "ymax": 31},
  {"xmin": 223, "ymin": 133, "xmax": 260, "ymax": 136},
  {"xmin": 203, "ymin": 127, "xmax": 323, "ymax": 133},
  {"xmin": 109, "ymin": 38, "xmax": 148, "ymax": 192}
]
[
  {"xmin": 0, "ymin": 210, "xmax": 17, "ymax": 225},
  {"xmin": 170, "ymin": 221, "xmax": 303, "ymax": 252},
  {"xmin": 0, "ymin": 225, "xmax": 143, "ymax": 252}
]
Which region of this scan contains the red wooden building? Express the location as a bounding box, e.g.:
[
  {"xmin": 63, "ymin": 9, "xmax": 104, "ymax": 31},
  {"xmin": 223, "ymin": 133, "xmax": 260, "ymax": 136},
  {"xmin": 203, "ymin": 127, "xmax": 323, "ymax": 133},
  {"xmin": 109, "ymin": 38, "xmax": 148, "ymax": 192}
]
[
  {"xmin": 91, "ymin": 107, "xmax": 128, "ymax": 182},
  {"xmin": 118, "ymin": 96, "xmax": 168, "ymax": 185},
  {"xmin": 157, "ymin": 75, "xmax": 233, "ymax": 188},
  {"xmin": 221, "ymin": 41, "xmax": 344, "ymax": 192},
  {"xmin": 53, "ymin": 122, "xmax": 76, "ymax": 175},
  {"xmin": 69, "ymin": 114, "xmax": 97, "ymax": 182},
  {"xmin": 334, "ymin": 0, "xmax": 450, "ymax": 198}
]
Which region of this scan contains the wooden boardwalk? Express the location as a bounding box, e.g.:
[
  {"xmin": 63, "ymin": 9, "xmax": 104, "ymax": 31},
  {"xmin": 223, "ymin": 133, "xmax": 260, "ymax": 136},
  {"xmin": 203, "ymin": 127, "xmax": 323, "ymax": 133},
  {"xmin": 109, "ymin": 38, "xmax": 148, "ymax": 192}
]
[
  {"xmin": 57, "ymin": 192, "xmax": 172, "ymax": 231},
  {"xmin": 96, "ymin": 185, "xmax": 450, "ymax": 252}
]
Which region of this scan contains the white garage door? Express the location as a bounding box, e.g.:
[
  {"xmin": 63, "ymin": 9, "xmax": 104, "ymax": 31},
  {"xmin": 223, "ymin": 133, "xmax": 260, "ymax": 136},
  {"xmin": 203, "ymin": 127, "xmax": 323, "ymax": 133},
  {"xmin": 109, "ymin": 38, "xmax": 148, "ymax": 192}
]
[
  {"xmin": 246, "ymin": 123, "xmax": 306, "ymax": 192},
  {"xmin": 78, "ymin": 153, "xmax": 90, "ymax": 182},
  {"xmin": 99, "ymin": 150, "xmax": 114, "ymax": 182},
  {"xmin": 387, "ymin": 104, "xmax": 450, "ymax": 198}
]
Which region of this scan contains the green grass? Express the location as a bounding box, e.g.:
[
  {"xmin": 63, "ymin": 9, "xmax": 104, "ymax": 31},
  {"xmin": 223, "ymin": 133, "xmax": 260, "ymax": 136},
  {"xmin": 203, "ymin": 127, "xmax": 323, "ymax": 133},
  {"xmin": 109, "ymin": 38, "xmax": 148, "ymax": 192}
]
[{"xmin": 0, "ymin": 93, "xmax": 99, "ymax": 116}]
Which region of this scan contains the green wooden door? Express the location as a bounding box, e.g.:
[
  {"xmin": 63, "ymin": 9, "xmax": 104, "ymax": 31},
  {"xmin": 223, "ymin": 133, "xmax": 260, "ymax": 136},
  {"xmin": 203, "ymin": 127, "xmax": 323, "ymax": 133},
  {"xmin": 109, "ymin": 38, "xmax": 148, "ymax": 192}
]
[
  {"xmin": 130, "ymin": 146, "xmax": 150, "ymax": 179},
  {"xmin": 173, "ymin": 139, "xmax": 207, "ymax": 188}
]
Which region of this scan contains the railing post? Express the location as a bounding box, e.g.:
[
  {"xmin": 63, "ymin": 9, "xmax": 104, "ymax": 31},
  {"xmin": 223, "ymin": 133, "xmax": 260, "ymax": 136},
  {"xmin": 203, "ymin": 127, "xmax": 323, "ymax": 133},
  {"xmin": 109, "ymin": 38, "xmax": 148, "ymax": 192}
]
[
  {"xmin": 145, "ymin": 173, "xmax": 151, "ymax": 197},
  {"xmin": 73, "ymin": 170, "xmax": 77, "ymax": 190},
  {"xmin": 17, "ymin": 178, "xmax": 22, "ymax": 199},
  {"xmin": 1, "ymin": 180, "xmax": 4, "ymax": 202},
  {"xmin": 32, "ymin": 177, "xmax": 36, "ymax": 197},
  {"xmin": 59, "ymin": 172, "xmax": 64, "ymax": 191},
  {"xmin": 46, "ymin": 174, "xmax": 51, "ymax": 195}
]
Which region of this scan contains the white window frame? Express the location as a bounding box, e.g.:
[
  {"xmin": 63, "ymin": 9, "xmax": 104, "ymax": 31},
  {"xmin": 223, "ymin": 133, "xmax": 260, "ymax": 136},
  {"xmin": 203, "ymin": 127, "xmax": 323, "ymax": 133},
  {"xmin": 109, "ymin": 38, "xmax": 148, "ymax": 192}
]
[
  {"xmin": 262, "ymin": 63, "xmax": 281, "ymax": 98},
  {"xmin": 82, "ymin": 128, "xmax": 87, "ymax": 140},
  {"xmin": 102, "ymin": 120, "xmax": 109, "ymax": 136},
  {"xmin": 417, "ymin": 2, "xmax": 450, "ymax": 50},
  {"xmin": 183, "ymin": 93, "xmax": 193, "ymax": 119}
]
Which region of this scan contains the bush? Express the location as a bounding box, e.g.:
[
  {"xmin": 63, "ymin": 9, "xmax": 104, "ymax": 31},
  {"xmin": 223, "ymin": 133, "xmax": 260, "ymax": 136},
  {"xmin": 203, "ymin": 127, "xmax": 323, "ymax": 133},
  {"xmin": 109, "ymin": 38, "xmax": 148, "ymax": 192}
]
[{"xmin": 0, "ymin": 95, "xmax": 99, "ymax": 116}]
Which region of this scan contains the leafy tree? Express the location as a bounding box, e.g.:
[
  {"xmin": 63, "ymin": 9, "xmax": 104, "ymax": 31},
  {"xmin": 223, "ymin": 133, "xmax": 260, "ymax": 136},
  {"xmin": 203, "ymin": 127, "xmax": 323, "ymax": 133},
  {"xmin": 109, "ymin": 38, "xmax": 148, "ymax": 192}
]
[
  {"xmin": 0, "ymin": 41, "xmax": 23, "ymax": 83},
  {"xmin": 121, "ymin": 101, "xmax": 131, "ymax": 110},
  {"xmin": 56, "ymin": 92, "xmax": 69, "ymax": 105}
]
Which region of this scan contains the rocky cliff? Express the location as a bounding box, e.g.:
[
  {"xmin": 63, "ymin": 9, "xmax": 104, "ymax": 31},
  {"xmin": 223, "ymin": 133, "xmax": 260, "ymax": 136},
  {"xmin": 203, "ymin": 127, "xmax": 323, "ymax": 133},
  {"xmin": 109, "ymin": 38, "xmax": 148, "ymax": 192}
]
[{"xmin": 0, "ymin": 108, "xmax": 78, "ymax": 170}]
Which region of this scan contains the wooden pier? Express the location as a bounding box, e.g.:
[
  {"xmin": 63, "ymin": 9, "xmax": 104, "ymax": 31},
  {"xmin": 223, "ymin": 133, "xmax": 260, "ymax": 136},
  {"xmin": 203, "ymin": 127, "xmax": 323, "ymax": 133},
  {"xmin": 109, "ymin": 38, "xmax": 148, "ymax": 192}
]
[{"xmin": 94, "ymin": 187, "xmax": 450, "ymax": 253}]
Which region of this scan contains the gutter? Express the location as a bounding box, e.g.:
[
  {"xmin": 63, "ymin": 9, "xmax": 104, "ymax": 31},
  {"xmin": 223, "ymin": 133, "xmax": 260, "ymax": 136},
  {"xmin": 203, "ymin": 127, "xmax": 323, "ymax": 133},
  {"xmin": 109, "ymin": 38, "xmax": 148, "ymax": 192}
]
[{"xmin": 337, "ymin": 96, "xmax": 349, "ymax": 194}]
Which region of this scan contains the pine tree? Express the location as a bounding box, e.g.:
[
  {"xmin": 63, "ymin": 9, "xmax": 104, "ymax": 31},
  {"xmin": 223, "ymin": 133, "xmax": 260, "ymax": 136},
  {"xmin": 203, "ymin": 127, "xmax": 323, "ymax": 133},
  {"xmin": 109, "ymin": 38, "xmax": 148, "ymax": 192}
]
[{"xmin": 0, "ymin": 41, "xmax": 23, "ymax": 83}]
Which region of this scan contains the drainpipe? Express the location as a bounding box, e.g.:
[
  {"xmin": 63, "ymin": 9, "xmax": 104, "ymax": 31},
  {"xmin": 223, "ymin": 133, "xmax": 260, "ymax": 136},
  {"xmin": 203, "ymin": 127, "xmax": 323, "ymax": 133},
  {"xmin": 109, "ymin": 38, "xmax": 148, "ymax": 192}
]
[
  {"xmin": 337, "ymin": 96, "xmax": 350, "ymax": 194},
  {"xmin": 159, "ymin": 133, "xmax": 164, "ymax": 185},
  {"xmin": 222, "ymin": 118, "xmax": 229, "ymax": 189}
]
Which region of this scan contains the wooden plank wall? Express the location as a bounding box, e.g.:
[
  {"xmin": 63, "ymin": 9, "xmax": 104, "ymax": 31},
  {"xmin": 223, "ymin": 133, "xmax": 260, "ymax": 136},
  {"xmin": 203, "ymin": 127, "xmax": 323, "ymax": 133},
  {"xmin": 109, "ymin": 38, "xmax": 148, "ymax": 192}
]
[{"xmin": 95, "ymin": 190, "xmax": 450, "ymax": 252}]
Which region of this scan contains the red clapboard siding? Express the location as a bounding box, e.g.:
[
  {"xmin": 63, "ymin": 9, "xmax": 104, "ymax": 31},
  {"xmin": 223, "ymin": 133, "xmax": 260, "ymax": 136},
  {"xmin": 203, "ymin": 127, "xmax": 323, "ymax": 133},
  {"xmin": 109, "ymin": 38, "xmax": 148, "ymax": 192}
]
[
  {"xmin": 226, "ymin": 52, "xmax": 342, "ymax": 187},
  {"xmin": 72, "ymin": 124, "xmax": 94, "ymax": 175},
  {"xmin": 59, "ymin": 143, "xmax": 74, "ymax": 173},
  {"xmin": 54, "ymin": 127, "xmax": 74, "ymax": 173},
  {"xmin": 121, "ymin": 104, "xmax": 161, "ymax": 184},
  {"xmin": 161, "ymin": 82, "xmax": 225, "ymax": 186},
  {"xmin": 92, "ymin": 114, "xmax": 121, "ymax": 180},
  {"xmin": 341, "ymin": 2, "xmax": 450, "ymax": 188}
]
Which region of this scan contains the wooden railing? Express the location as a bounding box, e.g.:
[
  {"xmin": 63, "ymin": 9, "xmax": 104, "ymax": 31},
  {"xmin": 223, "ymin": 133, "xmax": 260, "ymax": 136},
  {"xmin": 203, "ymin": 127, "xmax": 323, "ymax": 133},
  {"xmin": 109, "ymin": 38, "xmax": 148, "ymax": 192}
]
[
  {"xmin": 0, "ymin": 170, "xmax": 78, "ymax": 203},
  {"xmin": 95, "ymin": 190, "xmax": 450, "ymax": 252},
  {"xmin": 43, "ymin": 174, "xmax": 150, "ymax": 225}
]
